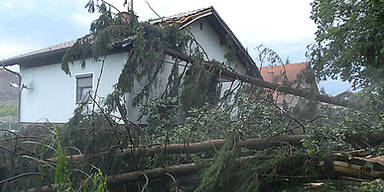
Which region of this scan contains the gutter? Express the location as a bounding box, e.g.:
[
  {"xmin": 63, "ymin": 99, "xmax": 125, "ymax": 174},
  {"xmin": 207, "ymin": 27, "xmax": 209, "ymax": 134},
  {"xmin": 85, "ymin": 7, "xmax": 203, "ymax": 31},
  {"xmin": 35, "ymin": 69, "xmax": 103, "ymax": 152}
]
[{"xmin": 2, "ymin": 61, "xmax": 21, "ymax": 126}]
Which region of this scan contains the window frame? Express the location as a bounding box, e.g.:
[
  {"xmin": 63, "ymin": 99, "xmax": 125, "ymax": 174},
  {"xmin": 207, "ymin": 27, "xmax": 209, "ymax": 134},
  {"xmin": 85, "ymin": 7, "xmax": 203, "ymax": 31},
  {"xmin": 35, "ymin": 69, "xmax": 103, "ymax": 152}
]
[{"xmin": 75, "ymin": 74, "xmax": 93, "ymax": 104}]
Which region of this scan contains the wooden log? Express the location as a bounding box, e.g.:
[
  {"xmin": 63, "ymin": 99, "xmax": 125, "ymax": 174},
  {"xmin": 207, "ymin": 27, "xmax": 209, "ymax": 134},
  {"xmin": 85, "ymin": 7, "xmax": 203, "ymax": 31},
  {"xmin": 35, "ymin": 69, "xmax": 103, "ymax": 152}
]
[
  {"xmin": 26, "ymin": 184, "xmax": 57, "ymax": 192},
  {"xmin": 27, "ymin": 155, "xmax": 259, "ymax": 191},
  {"xmin": 333, "ymin": 160, "xmax": 384, "ymax": 179},
  {"xmin": 55, "ymin": 133, "xmax": 384, "ymax": 164},
  {"xmin": 58, "ymin": 135, "xmax": 307, "ymax": 163},
  {"xmin": 25, "ymin": 153, "xmax": 384, "ymax": 192},
  {"xmin": 107, "ymin": 162, "xmax": 201, "ymax": 185},
  {"xmin": 108, "ymin": 155, "xmax": 257, "ymax": 185},
  {"xmin": 344, "ymin": 133, "xmax": 384, "ymax": 148},
  {"xmin": 106, "ymin": 156, "xmax": 384, "ymax": 185}
]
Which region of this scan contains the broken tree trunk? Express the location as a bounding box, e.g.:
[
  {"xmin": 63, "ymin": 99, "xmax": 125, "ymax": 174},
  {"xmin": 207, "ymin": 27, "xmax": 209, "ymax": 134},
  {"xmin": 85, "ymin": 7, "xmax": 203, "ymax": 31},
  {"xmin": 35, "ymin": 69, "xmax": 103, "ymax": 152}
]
[
  {"xmin": 333, "ymin": 156, "xmax": 384, "ymax": 179},
  {"xmin": 54, "ymin": 133, "xmax": 384, "ymax": 164},
  {"xmin": 107, "ymin": 162, "xmax": 202, "ymax": 185},
  {"xmin": 86, "ymin": 154, "xmax": 384, "ymax": 186},
  {"xmin": 30, "ymin": 153, "xmax": 384, "ymax": 192},
  {"xmin": 57, "ymin": 135, "xmax": 307, "ymax": 163},
  {"xmin": 27, "ymin": 155, "xmax": 261, "ymax": 192},
  {"xmin": 164, "ymin": 49, "xmax": 359, "ymax": 108}
]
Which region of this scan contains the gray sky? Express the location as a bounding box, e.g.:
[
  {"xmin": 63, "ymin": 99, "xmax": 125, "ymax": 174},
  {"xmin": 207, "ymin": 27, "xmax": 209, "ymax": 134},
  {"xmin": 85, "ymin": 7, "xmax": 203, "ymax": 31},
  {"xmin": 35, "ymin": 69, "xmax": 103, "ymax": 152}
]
[{"xmin": 0, "ymin": 0, "xmax": 351, "ymax": 95}]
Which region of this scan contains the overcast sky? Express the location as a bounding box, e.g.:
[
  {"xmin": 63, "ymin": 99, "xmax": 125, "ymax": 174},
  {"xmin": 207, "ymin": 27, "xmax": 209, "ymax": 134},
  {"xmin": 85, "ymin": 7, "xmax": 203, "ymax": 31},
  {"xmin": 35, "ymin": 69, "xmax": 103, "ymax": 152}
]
[{"xmin": 0, "ymin": 0, "xmax": 351, "ymax": 95}]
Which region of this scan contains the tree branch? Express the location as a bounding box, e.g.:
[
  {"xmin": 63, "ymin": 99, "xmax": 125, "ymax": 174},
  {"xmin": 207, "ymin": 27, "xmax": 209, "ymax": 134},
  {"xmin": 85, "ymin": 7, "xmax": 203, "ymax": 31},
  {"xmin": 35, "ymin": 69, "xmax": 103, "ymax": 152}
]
[
  {"xmin": 0, "ymin": 172, "xmax": 41, "ymax": 185},
  {"xmin": 163, "ymin": 48, "xmax": 360, "ymax": 108}
]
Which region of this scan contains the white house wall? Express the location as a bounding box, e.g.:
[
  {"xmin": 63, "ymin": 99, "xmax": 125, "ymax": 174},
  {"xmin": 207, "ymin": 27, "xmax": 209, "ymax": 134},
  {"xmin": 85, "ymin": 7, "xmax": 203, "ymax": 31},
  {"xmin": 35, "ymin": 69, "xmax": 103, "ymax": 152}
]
[
  {"xmin": 127, "ymin": 18, "xmax": 246, "ymax": 123},
  {"xmin": 187, "ymin": 19, "xmax": 245, "ymax": 102},
  {"xmin": 187, "ymin": 19, "xmax": 245, "ymax": 74},
  {"xmin": 20, "ymin": 18, "xmax": 247, "ymax": 124},
  {"xmin": 20, "ymin": 52, "xmax": 128, "ymax": 123}
]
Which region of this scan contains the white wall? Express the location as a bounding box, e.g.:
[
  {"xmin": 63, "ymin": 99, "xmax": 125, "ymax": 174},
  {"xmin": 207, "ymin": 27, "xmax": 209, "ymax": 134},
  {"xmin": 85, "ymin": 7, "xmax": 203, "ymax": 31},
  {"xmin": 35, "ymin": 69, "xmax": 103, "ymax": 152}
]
[
  {"xmin": 127, "ymin": 18, "xmax": 246, "ymax": 123},
  {"xmin": 187, "ymin": 19, "xmax": 245, "ymax": 74},
  {"xmin": 20, "ymin": 17, "xmax": 248, "ymax": 124},
  {"xmin": 20, "ymin": 52, "xmax": 128, "ymax": 123}
]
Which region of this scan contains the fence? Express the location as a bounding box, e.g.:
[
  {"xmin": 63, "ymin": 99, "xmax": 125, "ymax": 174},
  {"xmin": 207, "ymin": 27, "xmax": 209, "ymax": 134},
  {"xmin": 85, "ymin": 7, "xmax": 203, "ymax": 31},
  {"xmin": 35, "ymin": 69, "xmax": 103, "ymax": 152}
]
[{"xmin": 0, "ymin": 115, "xmax": 18, "ymax": 130}]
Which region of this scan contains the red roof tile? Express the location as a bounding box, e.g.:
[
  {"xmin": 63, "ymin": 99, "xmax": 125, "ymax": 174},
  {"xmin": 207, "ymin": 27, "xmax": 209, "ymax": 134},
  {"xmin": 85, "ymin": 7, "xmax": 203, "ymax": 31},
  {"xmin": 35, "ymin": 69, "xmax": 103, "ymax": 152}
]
[
  {"xmin": 259, "ymin": 62, "xmax": 309, "ymax": 84},
  {"xmin": 259, "ymin": 62, "xmax": 318, "ymax": 105}
]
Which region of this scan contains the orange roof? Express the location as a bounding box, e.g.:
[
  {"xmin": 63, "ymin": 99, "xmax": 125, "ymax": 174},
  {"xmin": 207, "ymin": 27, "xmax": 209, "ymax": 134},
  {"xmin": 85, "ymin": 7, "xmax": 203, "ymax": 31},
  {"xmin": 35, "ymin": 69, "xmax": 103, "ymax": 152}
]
[
  {"xmin": 259, "ymin": 62, "xmax": 309, "ymax": 84},
  {"xmin": 259, "ymin": 62, "xmax": 318, "ymax": 105}
]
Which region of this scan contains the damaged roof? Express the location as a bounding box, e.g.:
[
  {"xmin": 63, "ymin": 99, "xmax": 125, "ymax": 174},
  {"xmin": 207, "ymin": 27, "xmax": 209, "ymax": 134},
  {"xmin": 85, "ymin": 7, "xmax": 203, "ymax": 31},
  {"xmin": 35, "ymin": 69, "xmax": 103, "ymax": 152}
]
[
  {"xmin": 3, "ymin": 7, "xmax": 261, "ymax": 78},
  {"xmin": 150, "ymin": 7, "xmax": 213, "ymax": 27}
]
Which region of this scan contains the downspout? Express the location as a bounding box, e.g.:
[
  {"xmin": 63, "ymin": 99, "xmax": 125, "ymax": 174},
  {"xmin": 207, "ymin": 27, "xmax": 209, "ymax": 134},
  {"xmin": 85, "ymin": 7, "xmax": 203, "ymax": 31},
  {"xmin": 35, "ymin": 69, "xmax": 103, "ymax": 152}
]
[{"xmin": 2, "ymin": 61, "xmax": 21, "ymax": 126}]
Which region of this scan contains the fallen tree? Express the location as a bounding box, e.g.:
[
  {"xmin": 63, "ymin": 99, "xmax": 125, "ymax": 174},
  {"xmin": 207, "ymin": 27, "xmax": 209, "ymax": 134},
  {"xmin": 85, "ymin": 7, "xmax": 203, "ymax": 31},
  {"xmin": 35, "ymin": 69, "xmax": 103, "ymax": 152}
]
[
  {"xmin": 55, "ymin": 135, "xmax": 308, "ymax": 163},
  {"xmin": 105, "ymin": 153, "xmax": 384, "ymax": 185},
  {"xmin": 55, "ymin": 132, "xmax": 384, "ymax": 164},
  {"xmin": 3, "ymin": 1, "xmax": 383, "ymax": 191},
  {"xmin": 164, "ymin": 49, "xmax": 358, "ymax": 108},
  {"xmin": 30, "ymin": 146, "xmax": 384, "ymax": 192},
  {"xmin": 107, "ymin": 154, "xmax": 384, "ymax": 184}
]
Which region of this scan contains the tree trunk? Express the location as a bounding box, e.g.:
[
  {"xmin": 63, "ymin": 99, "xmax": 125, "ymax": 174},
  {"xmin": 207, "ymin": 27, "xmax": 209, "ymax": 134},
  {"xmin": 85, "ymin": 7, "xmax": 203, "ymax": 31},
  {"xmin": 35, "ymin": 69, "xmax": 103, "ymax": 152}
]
[
  {"xmin": 58, "ymin": 135, "xmax": 307, "ymax": 163},
  {"xmin": 55, "ymin": 133, "xmax": 384, "ymax": 164},
  {"xmin": 164, "ymin": 48, "xmax": 359, "ymax": 108},
  {"xmin": 107, "ymin": 162, "xmax": 202, "ymax": 185}
]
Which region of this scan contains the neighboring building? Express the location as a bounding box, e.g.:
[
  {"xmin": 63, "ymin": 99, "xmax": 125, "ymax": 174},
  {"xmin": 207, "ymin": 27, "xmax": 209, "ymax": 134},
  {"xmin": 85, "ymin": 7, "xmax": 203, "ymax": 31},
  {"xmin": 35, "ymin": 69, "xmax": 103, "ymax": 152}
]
[
  {"xmin": 335, "ymin": 90, "xmax": 354, "ymax": 101},
  {"xmin": 334, "ymin": 90, "xmax": 368, "ymax": 106},
  {"xmin": 259, "ymin": 62, "xmax": 318, "ymax": 108},
  {"xmin": 0, "ymin": 68, "xmax": 18, "ymax": 105},
  {"xmin": 2, "ymin": 7, "xmax": 261, "ymax": 125}
]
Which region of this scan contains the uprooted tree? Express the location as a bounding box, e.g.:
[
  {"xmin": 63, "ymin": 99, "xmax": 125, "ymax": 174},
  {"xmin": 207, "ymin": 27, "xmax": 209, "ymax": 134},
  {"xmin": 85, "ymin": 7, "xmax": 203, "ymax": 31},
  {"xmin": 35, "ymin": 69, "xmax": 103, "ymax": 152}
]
[{"xmin": 1, "ymin": 0, "xmax": 384, "ymax": 191}]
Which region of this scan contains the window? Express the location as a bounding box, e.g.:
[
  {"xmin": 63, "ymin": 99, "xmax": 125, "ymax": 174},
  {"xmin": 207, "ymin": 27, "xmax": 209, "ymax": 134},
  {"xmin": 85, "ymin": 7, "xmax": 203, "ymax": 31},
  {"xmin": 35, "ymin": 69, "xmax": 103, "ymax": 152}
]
[{"xmin": 76, "ymin": 74, "xmax": 92, "ymax": 104}]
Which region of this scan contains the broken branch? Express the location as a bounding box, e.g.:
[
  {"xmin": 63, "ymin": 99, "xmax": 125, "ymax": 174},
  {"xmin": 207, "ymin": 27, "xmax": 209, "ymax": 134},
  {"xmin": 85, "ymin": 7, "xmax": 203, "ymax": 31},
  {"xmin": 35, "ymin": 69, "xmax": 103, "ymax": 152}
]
[{"xmin": 164, "ymin": 49, "xmax": 359, "ymax": 108}]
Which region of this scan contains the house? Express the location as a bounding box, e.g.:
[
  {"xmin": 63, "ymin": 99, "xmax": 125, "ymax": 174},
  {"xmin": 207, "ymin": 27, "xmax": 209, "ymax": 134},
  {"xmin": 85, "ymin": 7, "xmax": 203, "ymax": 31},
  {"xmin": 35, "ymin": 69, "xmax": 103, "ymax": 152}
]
[
  {"xmin": 0, "ymin": 68, "xmax": 18, "ymax": 105},
  {"xmin": 334, "ymin": 90, "xmax": 368, "ymax": 106},
  {"xmin": 335, "ymin": 90, "xmax": 354, "ymax": 101},
  {"xmin": 2, "ymin": 7, "xmax": 261, "ymax": 126},
  {"xmin": 259, "ymin": 62, "xmax": 318, "ymax": 108}
]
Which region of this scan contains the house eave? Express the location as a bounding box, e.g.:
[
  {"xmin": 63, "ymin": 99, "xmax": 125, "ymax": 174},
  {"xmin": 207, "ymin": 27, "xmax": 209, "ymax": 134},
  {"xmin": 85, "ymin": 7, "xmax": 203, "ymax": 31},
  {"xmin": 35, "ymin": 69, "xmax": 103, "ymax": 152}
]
[
  {"xmin": 3, "ymin": 7, "xmax": 262, "ymax": 79},
  {"xmin": 152, "ymin": 7, "xmax": 262, "ymax": 79},
  {"xmin": 4, "ymin": 48, "xmax": 66, "ymax": 69},
  {"xmin": 209, "ymin": 8, "xmax": 261, "ymax": 79}
]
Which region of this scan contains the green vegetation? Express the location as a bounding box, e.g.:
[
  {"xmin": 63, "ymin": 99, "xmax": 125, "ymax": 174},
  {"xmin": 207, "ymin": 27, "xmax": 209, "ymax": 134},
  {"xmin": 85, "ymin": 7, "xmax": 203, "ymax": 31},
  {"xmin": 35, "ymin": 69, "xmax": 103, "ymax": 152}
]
[
  {"xmin": 61, "ymin": 1, "xmax": 216, "ymax": 111},
  {"xmin": 0, "ymin": 104, "xmax": 18, "ymax": 130},
  {"xmin": 0, "ymin": 104, "xmax": 17, "ymax": 117},
  {"xmin": 1, "ymin": 0, "xmax": 384, "ymax": 191},
  {"xmin": 1, "ymin": 93, "xmax": 383, "ymax": 191},
  {"xmin": 309, "ymin": 0, "xmax": 384, "ymax": 90}
]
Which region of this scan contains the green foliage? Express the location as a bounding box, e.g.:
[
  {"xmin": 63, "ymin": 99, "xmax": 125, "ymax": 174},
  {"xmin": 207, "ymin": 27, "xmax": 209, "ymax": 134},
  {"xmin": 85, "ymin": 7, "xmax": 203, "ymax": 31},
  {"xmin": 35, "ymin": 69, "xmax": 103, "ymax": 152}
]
[
  {"xmin": 235, "ymin": 95, "xmax": 291, "ymax": 137},
  {"xmin": 1, "ymin": 90, "xmax": 384, "ymax": 191},
  {"xmin": 307, "ymin": 105, "xmax": 384, "ymax": 153},
  {"xmin": 5, "ymin": 0, "xmax": 384, "ymax": 191},
  {"xmin": 195, "ymin": 137, "xmax": 335, "ymax": 192},
  {"xmin": 139, "ymin": 97, "xmax": 179, "ymax": 144},
  {"xmin": 194, "ymin": 133, "xmax": 238, "ymax": 192},
  {"xmin": 62, "ymin": 0, "xmax": 225, "ymax": 114},
  {"xmin": 285, "ymin": 57, "xmax": 290, "ymax": 64},
  {"xmin": 138, "ymin": 94, "xmax": 296, "ymax": 147},
  {"xmin": 309, "ymin": 0, "xmax": 384, "ymax": 89},
  {"xmin": 360, "ymin": 179, "xmax": 384, "ymax": 192},
  {"xmin": 0, "ymin": 104, "xmax": 17, "ymax": 117},
  {"xmin": 178, "ymin": 104, "xmax": 231, "ymax": 142},
  {"xmin": 181, "ymin": 64, "xmax": 219, "ymax": 110},
  {"xmin": 116, "ymin": 22, "xmax": 196, "ymax": 106},
  {"xmin": 81, "ymin": 167, "xmax": 108, "ymax": 192},
  {"xmin": 52, "ymin": 126, "xmax": 73, "ymax": 191}
]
